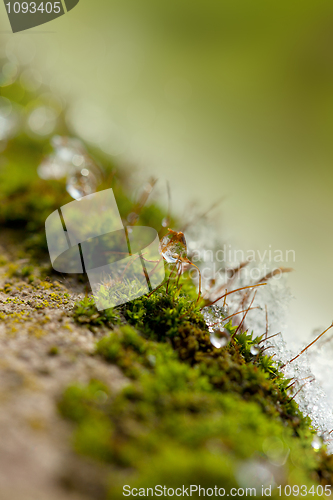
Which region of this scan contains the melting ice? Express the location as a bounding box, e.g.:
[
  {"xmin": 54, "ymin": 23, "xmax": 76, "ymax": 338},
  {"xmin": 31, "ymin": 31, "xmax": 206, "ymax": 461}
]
[
  {"xmin": 186, "ymin": 220, "xmax": 333, "ymax": 452},
  {"xmin": 38, "ymin": 136, "xmax": 103, "ymax": 199}
]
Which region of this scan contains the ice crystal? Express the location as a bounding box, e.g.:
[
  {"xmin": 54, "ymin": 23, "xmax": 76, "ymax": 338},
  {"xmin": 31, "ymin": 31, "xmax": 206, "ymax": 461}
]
[
  {"xmin": 187, "ymin": 221, "xmax": 333, "ymax": 452},
  {"xmin": 202, "ymin": 305, "xmax": 229, "ymax": 333},
  {"xmin": 159, "ymin": 230, "xmax": 187, "ymax": 264}
]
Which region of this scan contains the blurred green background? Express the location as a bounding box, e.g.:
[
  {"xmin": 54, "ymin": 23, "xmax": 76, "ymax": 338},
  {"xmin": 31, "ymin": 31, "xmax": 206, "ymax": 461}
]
[{"xmin": 0, "ymin": 0, "xmax": 332, "ymax": 342}]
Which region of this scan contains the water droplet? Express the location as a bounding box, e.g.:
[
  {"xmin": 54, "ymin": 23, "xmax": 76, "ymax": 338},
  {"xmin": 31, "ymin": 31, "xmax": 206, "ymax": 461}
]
[
  {"xmin": 162, "ymin": 217, "xmax": 170, "ymax": 227},
  {"xmin": 159, "ymin": 230, "xmax": 187, "ymax": 264},
  {"xmin": 52, "ymin": 136, "xmax": 85, "ymax": 162},
  {"xmin": 250, "ymin": 344, "xmax": 260, "ymax": 355},
  {"xmin": 72, "ymin": 154, "xmax": 85, "ymax": 167},
  {"xmin": 66, "ymin": 168, "xmax": 97, "ymax": 200},
  {"xmin": 38, "ymin": 136, "xmax": 103, "ymax": 196},
  {"xmin": 311, "ymin": 435, "xmax": 322, "ymax": 451},
  {"xmin": 210, "ymin": 329, "xmax": 229, "ymax": 349},
  {"xmin": 37, "ymin": 157, "xmax": 71, "ymax": 180}
]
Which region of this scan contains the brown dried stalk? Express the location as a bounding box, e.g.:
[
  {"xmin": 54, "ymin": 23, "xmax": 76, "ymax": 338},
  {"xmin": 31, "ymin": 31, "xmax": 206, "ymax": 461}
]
[
  {"xmin": 257, "ymin": 267, "xmax": 294, "ymax": 284},
  {"xmin": 233, "ymin": 290, "xmax": 258, "ymax": 338},
  {"xmin": 281, "ymin": 322, "xmax": 333, "ymax": 369},
  {"xmin": 201, "ymin": 283, "xmax": 266, "ymax": 310}
]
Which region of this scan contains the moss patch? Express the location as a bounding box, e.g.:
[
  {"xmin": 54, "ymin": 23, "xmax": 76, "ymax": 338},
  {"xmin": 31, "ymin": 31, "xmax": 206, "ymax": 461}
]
[
  {"xmin": 59, "ymin": 323, "xmax": 328, "ymax": 499},
  {"xmin": 63, "ymin": 282, "xmax": 333, "ymax": 498}
]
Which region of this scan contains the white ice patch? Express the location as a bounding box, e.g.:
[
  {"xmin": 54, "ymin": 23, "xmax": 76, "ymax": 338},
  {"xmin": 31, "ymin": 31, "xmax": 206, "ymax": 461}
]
[{"xmin": 186, "ymin": 221, "xmax": 333, "ymax": 452}]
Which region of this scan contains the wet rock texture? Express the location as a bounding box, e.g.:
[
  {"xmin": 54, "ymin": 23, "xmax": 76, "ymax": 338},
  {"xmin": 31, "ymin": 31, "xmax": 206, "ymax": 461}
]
[{"xmin": 0, "ymin": 236, "xmax": 127, "ymax": 500}]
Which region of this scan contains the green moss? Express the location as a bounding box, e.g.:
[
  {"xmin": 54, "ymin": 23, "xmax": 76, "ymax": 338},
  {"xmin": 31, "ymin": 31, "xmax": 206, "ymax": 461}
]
[
  {"xmin": 120, "ymin": 281, "xmax": 205, "ymax": 340},
  {"xmin": 59, "ymin": 326, "xmax": 325, "ymax": 497},
  {"xmin": 96, "ymin": 326, "xmax": 149, "ymax": 379},
  {"xmin": 111, "ymin": 285, "xmax": 306, "ymax": 431},
  {"xmin": 0, "ymin": 180, "xmax": 69, "ymax": 229},
  {"xmin": 73, "ymin": 297, "xmax": 121, "ymax": 330},
  {"xmin": 62, "ymin": 273, "xmax": 333, "ymax": 496}
]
